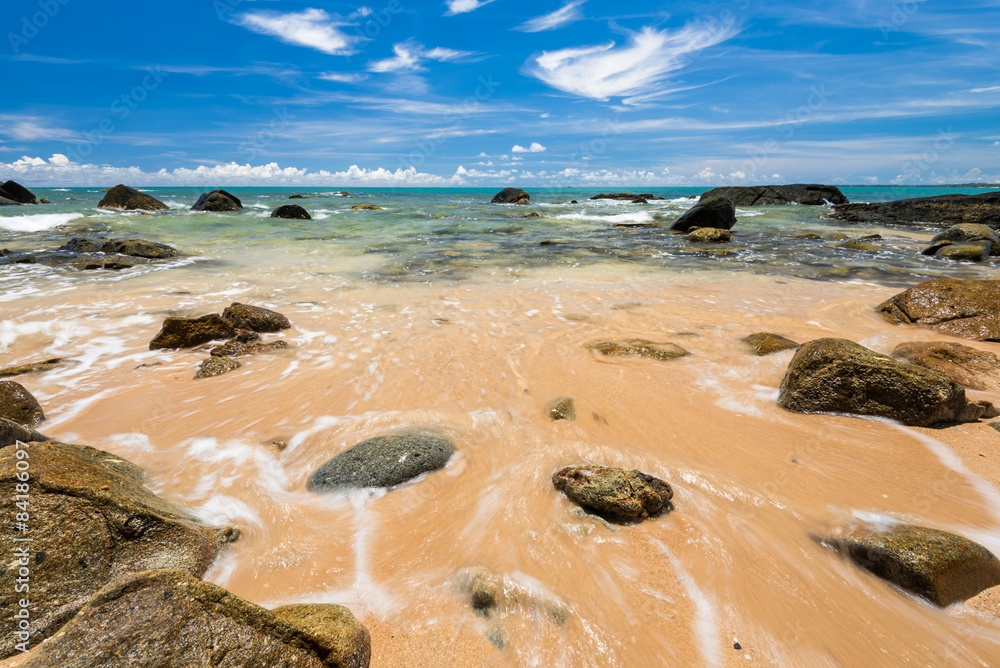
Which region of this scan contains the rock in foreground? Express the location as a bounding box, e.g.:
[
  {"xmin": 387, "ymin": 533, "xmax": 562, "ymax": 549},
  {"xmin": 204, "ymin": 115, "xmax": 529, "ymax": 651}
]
[
  {"xmin": 0, "ymin": 417, "xmax": 47, "ymax": 447},
  {"xmin": 670, "ymin": 197, "xmax": 736, "ymax": 232},
  {"xmin": 149, "ymin": 314, "xmax": 237, "ymax": 349},
  {"xmin": 20, "ymin": 570, "xmax": 370, "ymax": 668},
  {"xmin": 191, "ymin": 189, "xmax": 243, "ymax": 212},
  {"xmin": 272, "ymin": 204, "xmax": 312, "ymax": 220},
  {"xmin": 552, "ymin": 465, "xmax": 674, "ymax": 520},
  {"xmin": 0, "ymin": 380, "xmax": 45, "ymax": 426},
  {"xmin": 777, "ymin": 338, "xmax": 995, "ymax": 426},
  {"xmin": 97, "ymin": 184, "xmax": 168, "ymax": 211},
  {"xmin": 740, "ymin": 333, "xmax": 799, "ymax": 356},
  {"xmin": 877, "ymin": 278, "xmax": 1000, "ymax": 341},
  {"xmin": 892, "ymin": 341, "xmax": 1000, "ymax": 392},
  {"xmin": 820, "ymin": 523, "xmax": 1000, "ymax": 607},
  {"xmin": 490, "ymin": 188, "xmax": 530, "ymax": 205},
  {"xmin": 830, "ymin": 191, "xmax": 1000, "ymax": 226},
  {"xmin": 588, "ymin": 338, "xmax": 690, "ymax": 362},
  {"xmin": 223, "ymin": 302, "xmax": 291, "ymax": 332},
  {"xmin": 699, "ymin": 184, "xmax": 848, "ymax": 206},
  {"xmin": 309, "ymin": 430, "xmax": 456, "ymax": 491}
]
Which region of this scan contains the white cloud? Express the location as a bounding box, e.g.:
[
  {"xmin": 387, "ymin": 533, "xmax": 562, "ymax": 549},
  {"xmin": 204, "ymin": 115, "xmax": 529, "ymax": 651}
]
[
  {"xmin": 515, "ymin": 1, "xmax": 584, "ymax": 32},
  {"xmin": 0, "ymin": 114, "xmax": 79, "ymax": 142},
  {"xmin": 369, "ymin": 42, "xmax": 479, "ymax": 73},
  {"xmin": 234, "ymin": 9, "xmax": 359, "ymax": 56},
  {"xmin": 318, "ymin": 71, "xmax": 368, "ymax": 83},
  {"xmin": 445, "ymin": 0, "xmax": 494, "ymax": 15},
  {"xmin": 512, "ymin": 142, "xmax": 546, "ymax": 153},
  {"xmin": 525, "ymin": 20, "xmax": 739, "ymax": 100}
]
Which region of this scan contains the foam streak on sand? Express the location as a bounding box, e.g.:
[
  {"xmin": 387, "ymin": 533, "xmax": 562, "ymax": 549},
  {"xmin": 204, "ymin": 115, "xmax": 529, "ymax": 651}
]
[{"xmin": 0, "ymin": 212, "xmax": 84, "ymax": 232}]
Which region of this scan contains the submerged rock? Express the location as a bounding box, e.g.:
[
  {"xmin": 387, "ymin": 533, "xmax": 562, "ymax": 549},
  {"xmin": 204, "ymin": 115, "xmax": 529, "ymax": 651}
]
[
  {"xmin": 0, "ymin": 180, "xmax": 38, "ymax": 204},
  {"xmin": 210, "ymin": 338, "xmax": 289, "ymax": 358},
  {"xmin": 837, "ymin": 240, "xmax": 882, "ymax": 252},
  {"xmin": 552, "ymin": 465, "xmax": 674, "ymax": 520},
  {"xmin": 0, "ymin": 417, "xmax": 47, "ymax": 447},
  {"xmin": 194, "ymin": 355, "xmax": 241, "ymax": 379},
  {"xmin": 877, "ymin": 278, "xmax": 1000, "ymax": 341},
  {"xmin": 455, "ymin": 564, "xmax": 568, "ymax": 626},
  {"xmin": 272, "ymin": 204, "xmax": 312, "ymax": 220},
  {"xmin": 19, "ymin": 569, "xmax": 369, "ymax": 668},
  {"xmin": 490, "ymin": 188, "xmax": 530, "ymax": 205},
  {"xmin": 588, "ymin": 338, "xmax": 690, "ymax": 362},
  {"xmin": 699, "ymin": 184, "xmax": 848, "ymax": 206},
  {"xmin": 222, "ymin": 302, "xmax": 291, "ymax": 332},
  {"xmin": 670, "ymin": 197, "xmax": 737, "ymax": 232},
  {"xmin": 309, "ymin": 430, "xmax": 456, "ymax": 491},
  {"xmin": 0, "ymin": 441, "xmax": 240, "ymax": 656},
  {"xmin": 97, "ymin": 184, "xmax": 168, "ymax": 211},
  {"xmin": 925, "ymin": 223, "xmax": 1000, "ymax": 256},
  {"xmin": 685, "ymin": 227, "xmax": 731, "ymax": 243},
  {"xmin": 548, "ymin": 397, "xmax": 576, "ymax": 421},
  {"xmin": 777, "ymin": 338, "xmax": 995, "ymax": 426},
  {"xmin": 891, "ymin": 341, "xmax": 1000, "ymax": 392},
  {"xmin": 351, "ymin": 204, "xmax": 383, "ymax": 211},
  {"xmin": 0, "ymin": 358, "xmax": 63, "ymax": 378},
  {"xmin": 740, "ymin": 332, "xmax": 799, "ymax": 356},
  {"xmin": 0, "ymin": 380, "xmax": 45, "ymax": 426},
  {"xmin": 820, "ymin": 523, "xmax": 1000, "ymax": 607},
  {"xmin": 830, "ymin": 191, "xmax": 1000, "ymax": 226},
  {"xmin": 191, "ymin": 188, "xmax": 243, "ymax": 212},
  {"xmin": 58, "ymin": 237, "xmax": 182, "ymax": 259},
  {"xmin": 149, "ymin": 313, "xmax": 237, "ymax": 349}
]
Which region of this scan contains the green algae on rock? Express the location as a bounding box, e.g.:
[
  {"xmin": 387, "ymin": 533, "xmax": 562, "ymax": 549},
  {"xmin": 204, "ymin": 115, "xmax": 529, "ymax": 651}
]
[{"xmin": 552, "ymin": 465, "xmax": 674, "ymax": 521}]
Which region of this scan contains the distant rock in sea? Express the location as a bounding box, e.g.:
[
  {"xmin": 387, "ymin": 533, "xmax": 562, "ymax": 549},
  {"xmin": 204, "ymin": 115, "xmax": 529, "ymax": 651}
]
[
  {"xmin": 97, "ymin": 184, "xmax": 168, "ymax": 211},
  {"xmin": 829, "ymin": 191, "xmax": 1000, "ymax": 226},
  {"xmin": 490, "ymin": 188, "xmax": 530, "ymax": 204},
  {"xmin": 589, "ymin": 193, "xmax": 665, "ymax": 201},
  {"xmin": 699, "ymin": 184, "xmax": 847, "ymax": 206},
  {"xmin": 191, "ymin": 189, "xmax": 243, "ymax": 212},
  {"xmin": 0, "ymin": 180, "xmax": 38, "ymax": 204},
  {"xmin": 271, "ymin": 204, "xmax": 311, "ymax": 220}
]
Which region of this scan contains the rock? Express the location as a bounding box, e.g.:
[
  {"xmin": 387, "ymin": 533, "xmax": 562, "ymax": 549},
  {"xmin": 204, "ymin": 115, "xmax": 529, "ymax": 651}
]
[
  {"xmin": 222, "ymin": 302, "xmax": 291, "ymax": 332},
  {"xmin": 289, "ymin": 193, "xmax": 308, "ymax": 199},
  {"xmin": 552, "ymin": 465, "xmax": 674, "ymax": 520},
  {"xmin": 699, "ymin": 184, "xmax": 848, "ymax": 206},
  {"xmin": 837, "ymin": 240, "xmax": 882, "ymax": 252},
  {"xmin": 18, "ymin": 569, "xmax": 369, "ymax": 668},
  {"xmin": 0, "ymin": 358, "xmax": 63, "ymax": 378},
  {"xmin": 829, "ymin": 191, "xmax": 1000, "ymax": 226},
  {"xmin": 0, "ymin": 441, "xmax": 239, "ymax": 656},
  {"xmin": 211, "ymin": 338, "xmax": 289, "ymax": 358},
  {"xmin": 272, "ymin": 204, "xmax": 312, "ymax": 220},
  {"xmin": 490, "ymin": 188, "xmax": 530, "ymax": 205},
  {"xmin": 0, "ymin": 417, "xmax": 48, "ymax": 447},
  {"xmin": 820, "ymin": 523, "xmax": 1000, "ymax": 607},
  {"xmin": 308, "ymin": 429, "xmax": 456, "ymax": 491},
  {"xmin": 39, "ymin": 197, "xmax": 51, "ymax": 204},
  {"xmin": 523, "ymin": 212, "xmax": 540, "ymax": 219},
  {"xmin": 927, "ymin": 223, "xmax": 1000, "ymax": 255},
  {"xmin": 740, "ymin": 333, "xmax": 799, "ymax": 356},
  {"xmin": 351, "ymin": 204, "xmax": 382, "ymax": 211},
  {"xmin": 97, "ymin": 185, "xmax": 168, "ymax": 211},
  {"xmin": 631, "ymin": 197, "xmax": 648, "ymax": 204},
  {"xmin": 191, "ymin": 189, "xmax": 243, "ymax": 212},
  {"xmin": 934, "ymin": 241, "xmax": 991, "ymax": 262},
  {"xmin": 548, "ymin": 397, "xmax": 576, "ymax": 421},
  {"xmin": 99, "ymin": 238, "xmax": 182, "ymax": 259},
  {"xmin": 455, "ymin": 564, "xmax": 568, "ymax": 626},
  {"xmin": 877, "ymin": 278, "xmax": 1000, "ymax": 341},
  {"xmin": 777, "ymin": 338, "xmax": 995, "ymax": 426},
  {"xmin": 149, "ymin": 314, "xmax": 237, "ymax": 349},
  {"xmin": 58, "ymin": 238, "xmax": 102, "ymax": 253},
  {"xmin": 685, "ymin": 227, "xmax": 731, "ymax": 243},
  {"xmin": 670, "ymin": 197, "xmax": 737, "ymax": 232},
  {"xmin": 892, "ymin": 341, "xmax": 1000, "ymax": 391},
  {"xmin": 194, "ymin": 355, "xmax": 241, "ymax": 379},
  {"xmin": 0, "ymin": 196, "xmax": 19, "ymax": 206},
  {"xmin": 589, "ymin": 193, "xmax": 665, "ymax": 201},
  {"xmin": 792, "ymin": 233, "xmax": 822, "ymax": 239},
  {"xmin": 0, "ymin": 380, "xmax": 45, "ymax": 426},
  {"xmin": 588, "ymin": 338, "xmax": 690, "ymax": 362},
  {"xmin": 0, "ymin": 180, "xmax": 38, "ymax": 204}
]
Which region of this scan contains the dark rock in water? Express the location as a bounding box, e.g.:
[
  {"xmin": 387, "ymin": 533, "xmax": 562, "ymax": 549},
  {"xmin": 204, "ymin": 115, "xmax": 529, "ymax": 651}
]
[
  {"xmin": 0, "ymin": 180, "xmax": 38, "ymax": 204},
  {"xmin": 194, "ymin": 355, "xmax": 241, "ymax": 379},
  {"xmin": 0, "ymin": 417, "xmax": 48, "ymax": 447},
  {"xmin": 589, "ymin": 193, "xmax": 665, "ymax": 201},
  {"xmin": 149, "ymin": 314, "xmax": 237, "ymax": 349},
  {"xmin": 699, "ymin": 184, "xmax": 848, "ymax": 206},
  {"xmin": 523, "ymin": 212, "xmax": 540, "ymax": 219},
  {"xmin": 933, "ymin": 241, "xmax": 991, "ymax": 262},
  {"xmin": 351, "ymin": 204, "xmax": 383, "ymax": 211},
  {"xmin": 0, "ymin": 441, "xmax": 240, "ymax": 657},
  {"xmin": 777, "ymin": 338, "xmax": 995, "ymax": 426},
  {"xmin": 877, "ymin": 278, "xmax": 1000, "ymax": 341},
  {"xmin": 926, "ymin": 224, "xmax": 1000, "ymax": 255},
  {"xmin": 685, "ymin": 227, "xmax": 731, "ymax": 243},
  {"xmin": 837, "ymin": 240, "xmax": 881, "ymax": 252},
  {"xmin": 100, "ymin": 238, "xmax": 182, "ymax": 259},
  {"xmin": 59, "ymin": 238, "xmax": 102, "ymax": 253},
  {"xmin": 97, "ymin": 184, "xmax": 168, "ymax": 211},
  {"xmin": 491, "ymin": 188, "xmax": 530, "ymax": 205},
  {"xmin": 191, "ymin": 189, "xmax": 243, "ymax": 212},
  {"xmin": 309, "ymin": 429, "xmax": 456, "ymax": 490},
  {"xmin": 552, "ymin": 465, "xmax": 674, "ymax": 520},
  {"xmin": 222, "ymin": 302, "xmax": 291, "ymax": 332},
  {"xmin": 0, "ymin": 358, "xmax": 63, "ymax": 378},
  {"xmin": 740, "ymin": 333, "xmax": 799, "ymax": 356},
  {"xmin": 455, "ymin": 564, "xmax": 568, "ymax": 626},
  {"xmin": 18, "ymin": 569, "xmax": 369, "ymax": 668},
  {"xmin": 892, "ymin": 341, "xmax": 1000, "ymax": 392},
  {"xmin": 0, "ymin": 380, "xmax": 45, "ymax": 426},
  {"xmin": 588, "ymin": 338, "xmax": 690, "ymax": 361},
  {"xmin": 289, "ymin": 193, "xmax": 308, "ymax": 199},
  {"xmin": 548, "ymin": 397, "xmax": 576, "ymax": 421},
  {"xmin": 0, "ymin": 196, "xmax": 18, "ymax": 206},
  {"xmin": 829, "ymin": 191, "xmax": 1000, "ymax": 226},
  {"xmin": 670, "ymin": 197, "xmax": 737, "ymax": 232},
  {"xmin": 272, "ymin": 204, "xmax": 312, "ymax": 220},
  {"xmin": 819, "ymin": 523, "xmax": 1000, "ymax": 607},
  {"xmin": 39, "ymin": 197, "xmax": 51, "ymax": 204}
]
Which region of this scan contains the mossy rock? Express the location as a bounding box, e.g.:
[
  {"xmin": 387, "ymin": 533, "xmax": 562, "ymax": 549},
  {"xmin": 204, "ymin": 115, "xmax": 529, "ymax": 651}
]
[
  {"xmin": 588, "ymin": 338, "xmax": 690, "ymax": 362},
  {"xmin": 740, "ymin": 332, "xmax": 799, "ymax": 356},
  {"xmin": 149, "ymin": 314, "xmax": 237, "ymax": 349},
  {"xmin": 552, "ymin": 465, "xmax": 674, "ymax": 521},
  {"xmin": 0, "ymin": 380, "xmax": 45, "ymax": 427}
]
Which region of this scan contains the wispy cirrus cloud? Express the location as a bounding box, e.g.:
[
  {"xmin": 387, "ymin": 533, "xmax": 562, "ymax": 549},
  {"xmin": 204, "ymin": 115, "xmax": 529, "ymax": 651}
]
[
  {"xmin": 445, "ymin": 0, "xmax": 494, "ymax": 16},
  {"xmin": 515, "ymin": 1, "xmax": 585, "ymax": 32},
  {"xmin": 525, "ymin": 20, "xmax": 740, "ymax": 100},
  {"xmin": 369, "ymin": 41, "xmax": 481, "ymax": 73},
  {"xmin": 318, "ymin": 71, "xmax": 369, "ymax": 83},
  {"xmin": 233, "ymin": 8, "xmax": 360, "ymax": 56},
  {"xmin": 0, "ymin": 115, "xmax": 79, "ymax": 142}
]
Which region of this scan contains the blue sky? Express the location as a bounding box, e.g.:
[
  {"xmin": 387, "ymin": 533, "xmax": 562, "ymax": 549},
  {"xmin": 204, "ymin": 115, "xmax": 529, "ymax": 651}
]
[{"xmin": 2, "ymin": 0, "xmax": 999, "ymax": 186}]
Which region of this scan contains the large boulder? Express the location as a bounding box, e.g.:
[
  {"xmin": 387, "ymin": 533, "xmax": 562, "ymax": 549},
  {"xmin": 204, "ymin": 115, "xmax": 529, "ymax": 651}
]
[
  {"xmin": 0, "ymin": 180, "xmax": 38, "ymax": 204},
  {"xmin": 97, "ymin": 185, "xmax": 168, "ymax": 211},
  {"xmin": 0, "ymin": 441, "xmax": 240, "ymax": 656},
  {"xmin": 309, "ymin": 430, "xmax": 456, "ymax": 491},
  {"xmin": 490, "ymin": 188, "xmax": 530, "ymax": 205},
  {"xmin": 19, "ymin": 569, "xmax": 370, "ymax": 668},
  {"xmin": 925, "ymin": 223, "xmax": 1000, "ymax": 256},
  {"xmin": 552, "ymin": 465, "xmax": 674, "ymax": 521},
  {"xmin": 892, "ymin": 341, "xmax": 1000, "ymax": 392},
  {"xmin": 820, "ymin": 523, "xmax": 1000, "ymax": 607},
  {"xmin": 0, "ymin": 417, "xmax": 47, "ymax": 447},
  {"xmin": 58, "ymin": 238, "xmax": 182, "ymax": 260},
  {"xmin": 830, "ymin": 191, "xmax": 1000, "ymax": 226},
  {"xmin": 877, "ymin": 278, "xmax": 1000, "ymax": 341},
  {"xmin": 222, "ymin": 302, "xmax": 291, "ymax": 332},
  {"xmin": 588, "ymin": 339, "xmax": 690, "ymax": 362},
  {"xmin": 670, "ymin": 197, "xmax": 736, "ymax": 232},
  {"xmin": 699, "ymin": 184, "xmax": 847, "ymax": 206},
  {"xmin": 149, "ymin": 314, "xmax": 237, "ymax": 349},
  {"xmin": 777, "ymin": 338, "xmax": 995, "ymax": 426},
  {"xmin": 0, "ymin": 380, "xmax": 45, "ymax": 426},
  {"xmin": 272, "ymin": 204, "xmax": 312, "ymax": 220},
  {"xmin": 191, "ymin": 189, "xmax": 243, "ymax": 212}
]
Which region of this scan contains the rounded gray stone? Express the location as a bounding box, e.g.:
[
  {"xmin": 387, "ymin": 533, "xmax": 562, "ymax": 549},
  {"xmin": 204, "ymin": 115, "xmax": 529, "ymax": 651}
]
[{"xmin": 308, "ymin": 430, "xmax": 456, "ymax": 490}]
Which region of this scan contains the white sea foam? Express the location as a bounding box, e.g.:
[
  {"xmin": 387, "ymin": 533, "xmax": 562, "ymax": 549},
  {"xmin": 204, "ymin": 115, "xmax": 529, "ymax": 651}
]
[
  {"xmin": 0, "ymin": 212, "xmax": 85, "ymax": 232},
  {"xmin": 554, "ymin": 211, "xmax": 654, "ymax": 224}
]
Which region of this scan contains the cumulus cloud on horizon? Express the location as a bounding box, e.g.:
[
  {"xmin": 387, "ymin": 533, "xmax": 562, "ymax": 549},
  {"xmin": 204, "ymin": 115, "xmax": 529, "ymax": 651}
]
[
  {"xmin": 233, "ymin": 8, "xmax": 360, "ymax": 56},
  {"xmin": 515, "ymin": 1, "xmax": 585, "ymax": 32}
]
